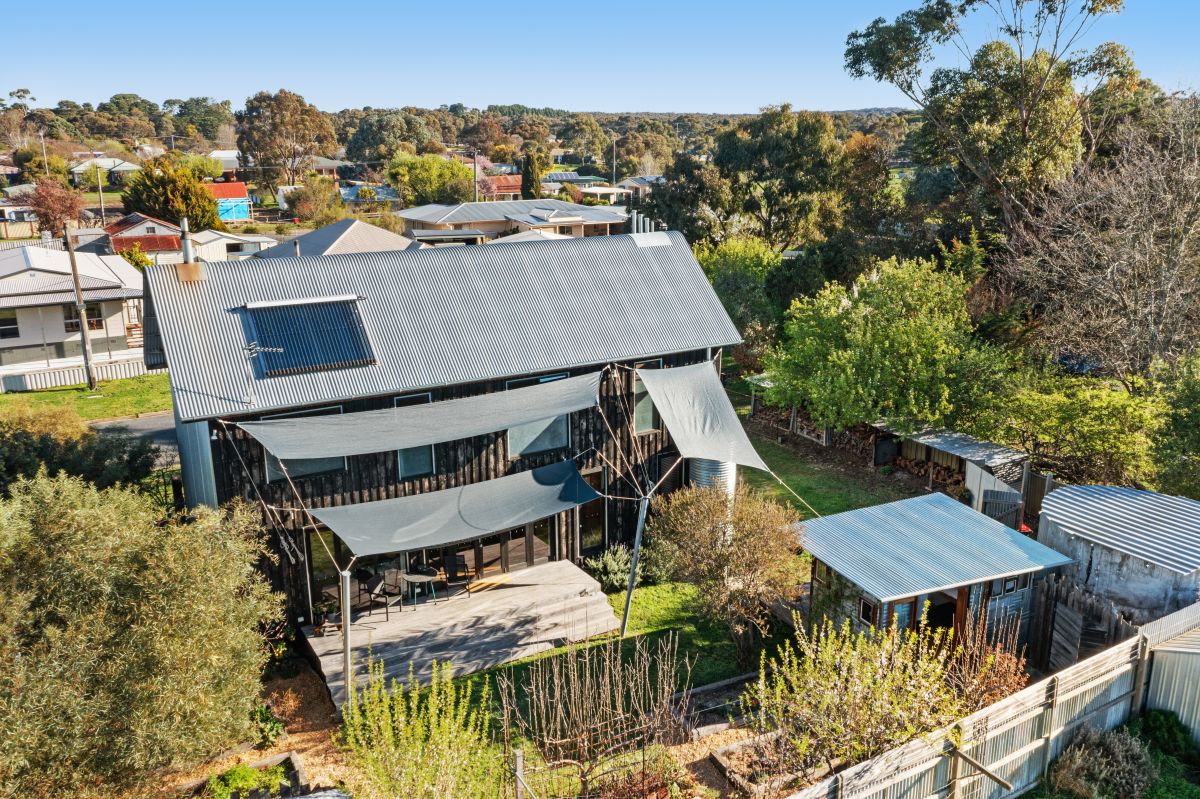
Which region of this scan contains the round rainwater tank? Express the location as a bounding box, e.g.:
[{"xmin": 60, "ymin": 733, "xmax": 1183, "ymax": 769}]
[{"xmin": 690, "ymin": 458, "xmax": 736, "ymax": 499}]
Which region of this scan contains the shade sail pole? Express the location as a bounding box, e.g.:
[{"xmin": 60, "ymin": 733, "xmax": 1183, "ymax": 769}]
[
  {"xmin": 619, "ymin": 495, "xmax": 650, "ymax": 637},
  {"xmin": 340, "ymin": 566, "xmax": 354, "ymax": 704}
]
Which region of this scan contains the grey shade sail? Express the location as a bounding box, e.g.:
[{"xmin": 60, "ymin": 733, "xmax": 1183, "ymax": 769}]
[
  {"xmin": 237, "ymin": 372, "xmax": 600, "ymax": 460},
  {"xmin": 635, "ymin": 361, "xmax": 768, "ymax": 471},
  {"xmin": 309, "ymin": 460, "xmax": 600, "ymax": 557}
]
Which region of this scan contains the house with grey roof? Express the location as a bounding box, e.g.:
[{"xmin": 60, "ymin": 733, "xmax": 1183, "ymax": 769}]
[
  {"xmin": 617, "ymin": 175, "xmax": 665, "ymax": 201},
  {"xmin": 394, "ymin": 198, "xmax": 627, "ymax": 240},
  {"xmin": 1039, "ymin": 485, "xmax": 1200, "ymax": 620},
  {"xmin": 69, "ymin": 156, "xmax": 141, "ymax": 186},
  {"xmin": 805, "ymin": 492, "xmax": 1070, "ymax": 642},
  {"xmin": 254, "ymin": 218, "xmax": 419, "ymax": 259},
  {"xmin": 0, "ymin": 246, "xmax": 145, "ymax": 367}
]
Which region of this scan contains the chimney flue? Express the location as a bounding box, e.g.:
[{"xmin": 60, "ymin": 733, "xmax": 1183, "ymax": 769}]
[{"xmin": 180, "ymin": 217, "xmax": 195, "ymax": 263}]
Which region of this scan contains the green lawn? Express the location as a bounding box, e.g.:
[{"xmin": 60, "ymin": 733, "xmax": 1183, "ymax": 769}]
[
  {"xmin": 0, "ymin": 373, "xmax": 172, "ymax": 421},
  {"xmin": 81, "ymin": 191, "xmax": 123, "ymax": 204}
]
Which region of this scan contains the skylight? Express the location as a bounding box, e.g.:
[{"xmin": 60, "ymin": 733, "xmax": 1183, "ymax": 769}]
[{"xmin": 245, "ymin": 297, "xmax": 375, "ymax": 377}]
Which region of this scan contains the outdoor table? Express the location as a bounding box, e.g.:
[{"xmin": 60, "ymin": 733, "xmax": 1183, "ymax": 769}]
[{"xmin": 403, "ymin": 572, "xmax": 438, "ymax": 604}]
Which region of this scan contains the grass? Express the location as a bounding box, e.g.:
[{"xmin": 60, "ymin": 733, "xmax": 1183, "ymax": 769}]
[
  {"xmin": 80, "ymin": 190, "xmax": 123, "ymax": 204},
  {"xmin": 0, "ymin": 373, "xmax": 172, "ymax": 421}
]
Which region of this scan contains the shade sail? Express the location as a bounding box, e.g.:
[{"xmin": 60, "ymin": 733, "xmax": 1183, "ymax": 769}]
[
  {"xmin": 635, "ymin": 361, "xmax": 768, "ymax": 471},
  {"xmin": 309, "ymin": 460, "xmax": 600, "ymax": 557},
  {"xmin": 237, "ymin": 371, "xmax": 600, "ymax": 459}
]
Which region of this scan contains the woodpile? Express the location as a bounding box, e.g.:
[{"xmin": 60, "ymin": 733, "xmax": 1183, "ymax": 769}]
[{"xmin": 894, "ymin": 457, "xmax": 965, "ymax": 496}]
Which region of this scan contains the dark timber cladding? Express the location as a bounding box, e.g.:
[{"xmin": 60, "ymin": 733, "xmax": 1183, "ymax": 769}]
[{"xmin": 211, "ymin": 350, "xmax": 707, "ymax": 614}]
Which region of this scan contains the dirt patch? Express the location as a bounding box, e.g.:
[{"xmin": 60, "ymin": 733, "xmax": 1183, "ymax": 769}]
[
  {"xmin": 669, "ymin": 727, "xmax": 757, "ymax": 798},
  {"xmin": 153, "ymin": 662, "xmax": 349, "ymax": 797}
]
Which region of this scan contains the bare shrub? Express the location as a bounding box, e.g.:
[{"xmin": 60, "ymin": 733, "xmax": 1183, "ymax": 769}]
[
  {"xmin": 948, "ymin": 604, "xmax": 1029, "ymax": 712},
  {"xmin": 1050, "ymin": 726, "xmax": 1157, "ymax": 799}
]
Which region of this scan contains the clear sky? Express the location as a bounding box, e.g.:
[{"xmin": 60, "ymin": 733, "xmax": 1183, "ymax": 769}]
[{"xmin": 6, "ymin": 0, "xmax": 1197, "ymax": 113}]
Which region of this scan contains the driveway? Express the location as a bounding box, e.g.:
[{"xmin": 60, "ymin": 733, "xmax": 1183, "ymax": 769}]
[{"xmin": 93, "ymin": 410, "xmax": 179, "ymax": 465}]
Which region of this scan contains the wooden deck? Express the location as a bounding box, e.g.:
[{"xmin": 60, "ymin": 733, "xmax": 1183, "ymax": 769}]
[{"xmin": 303, "ymin": 560, "xmax": 619, "ymax": 707}]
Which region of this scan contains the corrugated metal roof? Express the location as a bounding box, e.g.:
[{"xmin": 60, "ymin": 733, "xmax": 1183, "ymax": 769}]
[
  {"xmin": 255, "ymin": 219, "xmax": 417, "ymax": 258},
  {"xmin": 203, "ymin": 182, "xmax": 249, "ymax": 199},
  {"xmin": 396, "ymin": 199, "xmax": 626, "ymax": 225},
  {"xmin": 1041, "ymin": 485, "xmax": 1200, "ymax": 575},
  {"xmin": 906, "ymin": 429, "xmax": 1027, "ymax": 468},
  {"xmin": 111, "ymin": 234, "xmax": 181, "ymax": 253},
  {"xmin": 147, "ymin": 230, "xmax": 741, "ymax": 421},
  {"xmin": 1154, "ymin": 627, "xmax": 1200, "ymax": 655},
  {"xmin": 802, "ymin": 493, "xmax": 1072, "ymax": 602},
  {"xmin": 0, "ymin": 287, "xmax": 139, "ymax": 309}
]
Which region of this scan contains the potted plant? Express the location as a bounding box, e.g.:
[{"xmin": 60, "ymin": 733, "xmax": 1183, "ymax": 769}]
[{"xmin": 312, "ymin": 601, "xmax": 337, "ymax": 632}]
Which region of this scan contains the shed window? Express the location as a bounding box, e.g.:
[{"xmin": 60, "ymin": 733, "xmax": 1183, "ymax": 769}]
[
  {"xmin": 633, "ymin": 359, "xmax": 662, "ymax": 434},
  {"xmin": 858, "ymin": 597, "xmax": 877, "ymax": 626},
  {"xmin": 63, "ymin": 303, "xmax": 104, "ymax": 332},
  {"xmin": 245, "ymin": 297, "xmax": 375, "ymax": 377},
  {"xmin": 395, "ymin": 393, "xmax": 435, "ymax": 479},
  {"xmin": 506, "ymin": 374, "xmax": 570, "ymax": 456},
  {"xmin": 263, "ymin": 405, "xmax": 345, "ymax": 481},
  {"xmin": 0, "ymin": 309, "xmax": 17, "ymax": 339}
]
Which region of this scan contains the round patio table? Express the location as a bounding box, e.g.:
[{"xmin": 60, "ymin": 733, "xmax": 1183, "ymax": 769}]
[{"xmin": 403, "ymin": 572, "xmax": 437, "ymax": 604}]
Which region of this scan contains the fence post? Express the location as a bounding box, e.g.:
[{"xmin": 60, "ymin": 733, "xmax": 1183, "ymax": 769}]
[
  {"xmin": 514, "ymin": 748, "xmax": 525, "ymax": 799},
  {"xmin": 947, "ymin": 724, "xmax": 963, "ymax": 799},
  {"xmin": 1041, "ymin": 675, "xmax": 1060, "ymax": 777},
  {"xmin": 789, "ymin": 405, "xmax": 797, "ymax": 434},
  {"xmin": 1129, "ymin": 634, "xmax": 1150, "ymax": 720}
]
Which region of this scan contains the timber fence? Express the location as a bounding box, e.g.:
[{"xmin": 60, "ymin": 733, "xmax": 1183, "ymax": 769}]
[{"xmin": 782, "ymin": 600, "xmax": 1200, "ymax": 799}]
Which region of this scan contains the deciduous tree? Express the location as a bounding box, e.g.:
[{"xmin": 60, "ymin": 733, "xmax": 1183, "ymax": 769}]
[{"xmin": 20, "ymin": 178, "xmax": 84, "ymax": 234}]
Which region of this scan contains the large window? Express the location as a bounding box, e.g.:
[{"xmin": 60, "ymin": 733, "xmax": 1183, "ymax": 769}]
[
  {"xmin": 858, "ymin": 597, "xmax": 878, "ymax": 626},
  {"xmin": 395, "ymin": 393, "xmax": 435, "ymax": 479},
  {"xmin": 0, "ymin": 309, "xmax": 18, "ymax": 340},
  {"xmin": 506, "ymin": 373, "xmax": 570, "ymax": 457},
  {"xmin": 245, "ymin": 296, "xmax": 375, "ymax": 377},
  {"xmin": 633, "ymin": 359, "xmax": 661, "ymax": 434},
  {"xmin": 63, "ymin": 303, "xmax": 104, "ymax": 333},
  {"xmin": 263, "ymin": 405, "xmax": 346, "ymax": 482}
]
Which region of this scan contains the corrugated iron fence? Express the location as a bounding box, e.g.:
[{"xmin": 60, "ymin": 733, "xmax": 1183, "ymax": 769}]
[
  {"xmin": 0, "ymin": 360, "xmax": 164, "ymax": 393},
  {"xmin": 783, "ymin": 601, "xmax": 1200, "ymax": 799}
]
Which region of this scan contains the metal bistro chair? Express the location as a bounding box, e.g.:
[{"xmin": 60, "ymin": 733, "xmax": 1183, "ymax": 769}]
[
  {"xmin": 443, "ymin": 553, "xmax": 471, "ymax": 599},
  {"xmin": 357, "ymin": 574, "xmax": 404, "ymax": 621}
]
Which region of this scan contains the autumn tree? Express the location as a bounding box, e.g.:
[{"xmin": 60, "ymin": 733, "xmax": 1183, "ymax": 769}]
[
  {"xmin": 122, "ymin": 156, "xmax": 222, "ymax": 231},
  {"xmin": 236, "ymin": 89, "xmax": 337, "ymax": 188},
  {"xmin": 845, "ymin": 0, "xmax": 1142, "ymax": 232},
  {"xmin": 20, "ymin": 179, "xmax": 84, "ymax": 233},
  {"xmin": 1007, "ymin": 98, "xmax": 1200, "ymax": 382},
  {"xmin": 646, "ymin": 484, "xmax": 801, "ymax": 666},
  {"xmin": 284, "ymin": 174, "xmax": 346, "ymax": 226}
]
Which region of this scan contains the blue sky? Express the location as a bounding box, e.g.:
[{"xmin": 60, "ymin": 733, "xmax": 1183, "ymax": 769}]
[{"xmin": 7, "ymin": 1, "xmax": 1197, "ymax": 113}]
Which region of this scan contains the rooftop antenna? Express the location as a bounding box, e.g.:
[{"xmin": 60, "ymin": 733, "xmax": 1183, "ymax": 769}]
[{"xmin": 241, "ymin": 341, "xmax": 284, "ymax": 407}]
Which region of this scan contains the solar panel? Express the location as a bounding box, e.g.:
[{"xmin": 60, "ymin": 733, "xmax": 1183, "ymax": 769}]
[{"xmin": 245, "ymin": 298, "xmax": 375, "ymax": 377}]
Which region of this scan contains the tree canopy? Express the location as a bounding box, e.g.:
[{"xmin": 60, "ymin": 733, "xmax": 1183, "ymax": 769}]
[
  {"xmin": 386, "ymin": 153, "xmax": 474, "ymax": 206},
  {"xmin": 121, "ymin": 155, "xmax": 222, "ymax": 231},
  {"xmin": 236, "ymin": 89, "xmax": 336, "ymax": 188}
]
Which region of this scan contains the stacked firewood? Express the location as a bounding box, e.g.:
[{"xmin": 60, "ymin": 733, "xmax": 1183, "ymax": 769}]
[{"xmin": 894, "ymin": 457, "xmax": 965, "ymax": 493}]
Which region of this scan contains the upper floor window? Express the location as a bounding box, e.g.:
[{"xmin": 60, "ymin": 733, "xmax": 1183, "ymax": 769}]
[
  {"xmin": 633, "ymin": 359, "xmax": 661, "ymax": 434},
  {"xmin": 262, "ymin": 405, "xmax": 345, "ymax": 482},
  {"xmin": 0, "ymin": 309, "xmax": 18, "ymax": 340},
  {"xmin": 506, "ymin": 373, "xmax": 570, "ymax": 457},
  {"xmin": 395, "ymin": 393, "xmax": 435, "ymax": 479}
]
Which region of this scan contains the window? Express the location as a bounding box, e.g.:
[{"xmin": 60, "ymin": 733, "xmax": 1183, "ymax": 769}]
[
  {"xmin": 1003, "ymin": 577, "xmax": 1019, "ymax": 595},
  {"xmin": 813, "ymin": 560, "xmax": 829, "ymax": 586},
  {"xmin": 0, "ymin": 309, "xmax": 17, "ymax": 340},
  {"xmin": 395, "ymin": 393, "xmax": 435, "ymax": 479},
  {"xmin": 245, "ymin": 297, "xmax": 375, "ymax": 378},
  {"xmin": 63, "ymin": 303, "xmax": 104, "ymax": 333},
  {"xmin": 858, "ymin": 597, "xmax": 877, "ymax": 626},
  {"xmin": 633, "ymin": 359, "xmax": 661, "ymax": 434},
  {"xmin": 145, "ymin": 226, "xmax": 156, "ymax": 234},
  {"xmin": 891, "ymin": 599, "xmax": 915, "ymax": 630},
  {"xmin": 557, "ymin": 225, "xmax": 573, "ymax": 235},
  {"xmin": 506, "ymin": 373, "xmax": 570, "ymax": 457},
  {"xmin": 263, "ymin": 405, "xmax": 345, "ymax": 482}
]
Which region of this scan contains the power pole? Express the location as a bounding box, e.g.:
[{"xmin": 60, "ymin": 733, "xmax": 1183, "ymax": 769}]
[
  {"xmin": 39, "ymin": 130, "xmax": 49, "ymax": 177},
  {"xmin": 473, "ymin": 148, "xmax": 479, "ymax": 202},
  {"xmin": 63, "ymin": 224, "xmax": 97, "ymax": 390},
  {"xmin": 95, "ymin": 164, "xmax": 106, "ymax": 224},
  {"xmin": 611, "ymin": 136, "xmax": 617, "ymax": 186}
]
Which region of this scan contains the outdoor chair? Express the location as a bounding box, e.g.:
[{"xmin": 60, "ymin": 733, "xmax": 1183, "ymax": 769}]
[
  {"xmin": 443, "ymin": 554, "xmax": 471, "ymax": 598},
  {"xmin": 357, "ymin": 574, "xmax": 404, "ymax": 621}
]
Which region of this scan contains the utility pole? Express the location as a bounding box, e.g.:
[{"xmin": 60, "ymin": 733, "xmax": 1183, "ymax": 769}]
[
  {"xmin": 39, "ymin": 130, "xmax": 49, "ymax": 177},
  {"xmin": 95, "ymin": 164, "xmax": 106, "ymax": 224},
  {"xmin": 473, "ymin": 148, "xmax": 479, "ymax": 202},
  {"xmin": 63, "ymin": 224, "xmax": 97, "ymax": 390},
  {"xmin": 611, "ymin": 136, "xmax": 617, "ymax": 186}
]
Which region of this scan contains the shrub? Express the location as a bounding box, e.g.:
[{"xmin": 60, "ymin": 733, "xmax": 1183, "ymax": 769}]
[
  {"xmin": 585, "ymin": 543, "xmax": 639, "ymax": 593},
  {"xmin": 253, "ymin": 703, "xmax": 286, "ymax": 748},
  {"xmin": 275, "ymin": 223, "xmax": 287, "ymax": 235},
  {"xmin": 241, "ymin": 224, "xmax": 260, "ymax": 234},
  {"xmin": 1130, "ymin": 710, "xmax": 1200, "ymax": 770},
  {"xmin": 204, "ymin": 763, "xmax": 289, "ymax": 799},
  {"xmin": 0, "ymin": 475, "xmax": 281, "ymax": 798},
  {"xmin": 340, "ymin": 660, "xmax": 506, "ymax": 799},
  {"xmin": 1050, "ymin": 726, "xmax": 1157, "ymax": 799},
  {"xmin": 638, "ymin": 536, "xmax": 679, "ymax": 586}
]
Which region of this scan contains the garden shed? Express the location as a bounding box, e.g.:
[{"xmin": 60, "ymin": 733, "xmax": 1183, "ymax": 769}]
[
  {"xmin": 804, "ymin": 493, "xmax": 1071, "ymax": 644},
  {"xmin": 1038, "ymin": 485, "xmax": 1200, "ymax": 620}
]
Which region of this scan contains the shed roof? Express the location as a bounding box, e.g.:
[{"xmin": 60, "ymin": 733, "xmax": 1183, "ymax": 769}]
[
  {"xmin": 803, "ymin": 493, "xmax": 1071, "ymax": 602},
  {"xmin": 146, "ymin": 230, "xmax": 741, "ymax": 421},
  {"xmin": 906, "ymin": 429, "xmax": 1027, "ymax": 469},
  {"xmin": 395, "ymin": 198, "xmax": 626, "ymax": 226},
  {"xmin": 254, "ymin": 218, "xmax": 418, "ymax": 258},
  {"xmin": 1041, "ymin": 485, "xmax": 1200, "ymax": 575},
  {"xmin": 1154, "ymin": 628, "xmax": 1200, "ymax": 655},
  {"xmin": 111, "ymin": 234, "xmax": 182, "ymax": 253},
  {"xmin": 203, "ymin": 182, "xmax": 250, "ymax": 200}
]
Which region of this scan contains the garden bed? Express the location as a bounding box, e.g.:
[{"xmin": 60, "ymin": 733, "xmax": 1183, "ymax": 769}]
[
  {"xmin": 710, "ymin": 730, "xmax": 839, "ymax": 798},
  {"xmin": 179, "ymin": 751, "xmax": 308, "ymax": 798},
  {"xmin": 675, "ymin": 671, "xmax": 759, "ymax": 739}
]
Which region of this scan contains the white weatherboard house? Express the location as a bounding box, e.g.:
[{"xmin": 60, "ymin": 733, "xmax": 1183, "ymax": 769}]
[
  {"xmin": 1039, "ymin": 485, "xmax": 1200, "ymax": 620},
  {"xmin": 0, "ymin": 246, "xmax": 144, "ymax": 367}
]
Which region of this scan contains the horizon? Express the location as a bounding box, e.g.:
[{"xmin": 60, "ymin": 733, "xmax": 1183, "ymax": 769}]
[{"xmin": 7, "ymin": 1, "xmax": 1197, "ymax": 115}]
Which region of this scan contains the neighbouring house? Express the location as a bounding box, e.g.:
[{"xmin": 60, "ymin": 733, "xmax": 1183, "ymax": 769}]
[
  {"xmin": 0, "ymin": 245, "xmax": 144, "ymax": 366},
  {"xmin": 254, "ymin": 218, "xmax": 419, "ymax": 258},
  {"xmin": 68, "ymin": 157, "xmax": 141, "ymax": 187},
  {"xmin": 190, "ymin": 228, "xmax": 277, "ymax": 261},
  {"xmin": 485, "ymin": 229, "xmax": 572, "ymax": 244},
  {"xmin": 308, "ymin": 155, "xmax": 352, "ymax": 177},
  {"xmin": 480, "ymin": 174, "xmax": 523, "ymax": 201},
  {"xmin": 580, "ymin": 185, "xmax": 632, "ymax": 205},
  {"xmin": 203, "ymin": 181, "xmax": 253, "ymax": 222},
  {"xmin": 805, "ymin": 492, "xmax": 1071, "ymax": 644},
  {"xmin": 543, "ymin": 171, "xmax": 608, "ymax": 187},
  {"xmin": 1038, "ymin": 485, "xmax": 1200, "ymax": 621},
  {"xmin": 142, "ymin": 231, "xmax": 742, "ymax": 630},
  {"xmin": 104, "ymin": 212, "xmax": 180, "ymax": 239},
  {"xmin": 76, "ymin": 213, "xmax": 185, "ymax": 264},
  {"xmin": 339, "ymin": 184, "xmax": 401, "ymax": 206},
  {"xmin": 208, "ymin": 149, "xmax": 244, "ymax": 181},
  {"xmin": 617, "ymin": 175, "xmax": 665, "ymax": 201},
  {"xmin": 395, "ymin": 198, "xmax": 627, "ymax": 240}
]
